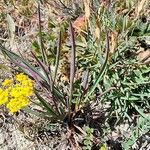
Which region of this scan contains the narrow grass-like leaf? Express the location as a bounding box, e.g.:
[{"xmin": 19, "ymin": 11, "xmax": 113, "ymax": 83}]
[
  {"xmin": 0, "ymin": 47, "xmax": 64, "ymax": 103},
  {"xmin": 52, "ymin": 86, "xmax": 66, "ymax": 105},
  {"xmin": 132, "ymin": 104, "xmax": 148, "ymax": 119},
  {"xmin": 23, "ymin": 107, "xmax": 51, "ymax": 118},
  {"xmin": 27, "ymin": 52, "xmax": 61, "ymax": 115},
  {"xmin": 69, "ymin": 22, "xmax": 76, "ymax": 104},
  {"xmin": 85, "ymin": 30, "xmax": 110, "ymax": 100},
  {"xmin": 37, "ymin": 2, "xmax": 48, "ymax": 65},
  {"xmin": 0, "ymin": 44, "xmax": 48, "ymax": 82},
  {"xmin": 31, "ymin": 51, "xmax": 53, "ymax": 91},
  {"xmin": 35, "ymin": 91, "xmax": 59, "ymax": 117},
  {"xmin": 78, "ymin": 70, "xmax": 89, "ymax": 107},
  {"xmin": 13, "ymin": 61, "xmax": 45, "ymax": 88},
  {"xmin": 54, "ymin": 31, "xmax": 61, "ymax": 83},
  {"xmin": 54, "ymin": 85, "xmax": 64, "ymax": 97}
]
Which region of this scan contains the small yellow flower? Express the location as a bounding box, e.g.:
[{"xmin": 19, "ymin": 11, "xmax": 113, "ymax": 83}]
[
  {"xmin": 16, "ymin": 73, "xmax": 28, "ymax": 82},
  {"xmin": 21, "ymin": 79, "xmax": 34, "ymax": 87},
  {"xmin": 0, "ymin": 89, "xmax": 9, "ymax": 105},
  {"xmin": 6, "ymin": 97, "xmax": 30, "ymax": 113},
  {"xmin": 10, "ymin": 86, "xmax": 22, "ymax": 98},
  {"xmin": 10, "ymin": 85, "xmax": 34, "ymax": 98},
  {"xmin": 0, "ymin": 88, "xmax": 3, "ymax": 94},
  {"xmin": 0, "ymin": 73, "xmax": 34, "ymax": 113},
  {"xmin": 2, "ymin": 79, "xmax": 13, "ymax": 87}
]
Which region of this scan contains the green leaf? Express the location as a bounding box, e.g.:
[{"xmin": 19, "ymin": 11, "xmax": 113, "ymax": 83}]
[
  {"xmin": 32, "ymin": 41, "xmax": 40, "ymax": 54},
  {"xmin": 54, "ymin": 31, "xmax": 61, "ymax": 83},
  {"xmin": 85, "ymin": 31, "xmax": 110, "ymax": 100},
  {"xmin": 23, "ymin": 107, "xmax": 50, "ymax": 118},
  {"xmin": 100, "ymin": 144, "xmax": 108, "ymax": 150},
  {"xmin": 132, "ymin": 104, "xmax": 148, "ymax": 119},
  {"xmin": 84, "ymin": 139, "xmax": 92, "ymax": 146},
  {"xmin": 37, "ymin": 2, "xmax": 48, "ymax": 65},
  {"xmin": 35, "ymin": 91, "xmax": 59, "ymax": 118},
  {"xmin": 31, "ymin": 51, "xmax": 52, "ymax": 91},
  {"xmin": 0, "ymin": 44, "xmax": 48, "ymax": 82}
]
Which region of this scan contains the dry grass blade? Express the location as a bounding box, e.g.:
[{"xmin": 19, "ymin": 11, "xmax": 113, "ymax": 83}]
[
  {"xmin": 37, "ymin": 2, "xmax": 48, "ymax": 65},
  {"xmin": 83, "ymin": 0, "xmax": 90, "ymax": 20},
  {"xmin": 54, "ymin": 31, "xmax": 61, "ymax": 83},
  {"xmin": 81, "ymin": 70, "xmax": 89, "ymax": 91},
  {"xmin": 110, "ymin": 31, "xmax": 118, "ymax": 54},
  {"xmin": 136, "ymin": 0, "xmax": 147, "ymax": 17},
  {"xmin": 6, "ymin": 14, "xmax": 15, "ymax": 47},
  {"xmin": 69, "ymin": 22, "xmax": 76, "ymax": 98},
  {"xmin": 69, "ymin": 22, "xmax": 76, "ymax": 109}
]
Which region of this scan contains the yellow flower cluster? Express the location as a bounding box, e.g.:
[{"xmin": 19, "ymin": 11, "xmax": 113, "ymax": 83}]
[{"xmin": 0, "ymin": 73, "xmax": 34, "ymax": 113}]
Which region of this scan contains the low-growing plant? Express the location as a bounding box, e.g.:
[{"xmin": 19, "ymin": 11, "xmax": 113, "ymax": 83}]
[
  {"xmin": 0, "ymin": 8, "xmax": 110, "ymax": 130},
  {"xmin": 0, "ymin": 1, "xmax": 149, "ymax": 149},
  {"xmin": 83, "ymin": 126, "xmax": 94, "ymax": 150},
  {"xmin": 123, "ymin": 115, "xmax": 150, "ymax": 149}
]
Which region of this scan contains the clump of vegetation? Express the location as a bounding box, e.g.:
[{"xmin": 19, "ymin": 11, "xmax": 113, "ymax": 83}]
[{"xmin": 0, "ymin": 0, "xmax": 150, "ymax": 149}]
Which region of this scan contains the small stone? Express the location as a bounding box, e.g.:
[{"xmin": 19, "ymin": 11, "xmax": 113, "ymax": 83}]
[{"xmin": 0, "ymin": 133, "xmax": 5, "ymax": 145}]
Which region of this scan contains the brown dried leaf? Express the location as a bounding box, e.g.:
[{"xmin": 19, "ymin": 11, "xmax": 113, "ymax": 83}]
[
  {"xmin": 137, "ymin": 48, "xmax": 150, "ymax": 64},
  {"xmin": 136, "ymin": 0, "xmax": 147, "ymax": 17},
  {"xmin": 6, "ymin": 14, "xmax": 15, "ymax": 47},
  {"xmin": 83, "ymin": 0, "xmax": 90, "ymax": 19},
  {"xmin": 72, "ymin": 15, "xmax": 86, "ymax": 32},
  {"xmin": 95, "ymin": 26, "xmax": 100, "ymax": 40},
  {"xmin": 110, "ymin": 31, "xmax": 118, "ymax": 54}
]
